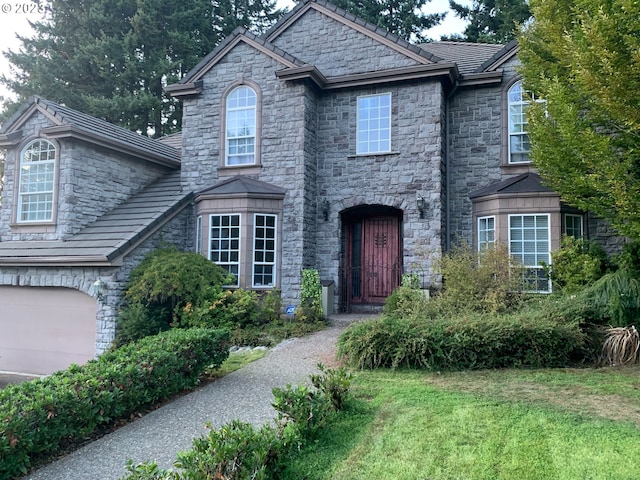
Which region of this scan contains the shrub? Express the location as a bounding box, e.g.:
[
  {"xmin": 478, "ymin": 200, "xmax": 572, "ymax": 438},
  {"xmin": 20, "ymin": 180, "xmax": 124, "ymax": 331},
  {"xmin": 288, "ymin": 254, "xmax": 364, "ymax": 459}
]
[
  {"xmin": 383, "ymin": 275, "xmax": 431, "ymax": 320},
  {"xmin": 295, "ymin": 269, "xmax": 324, "ymax": 323},
  {"xmin": 259, "ymin": 289, "xmax": 283, "ymax": 324},
  {"xmin": 601, "ymin": 326, "xmax": 640, "ymax": 366},
  {"xmin": 0, "ymin": 328, "xmax": 229, "ymax": 480},
  {"xmin": 543, "ymin": 236, "xmax": 608, "ymax": 293},
  {"xmin": 438, "ymin": 242, "xmax": 525, "ymax": 314},
  {"xmin": 116, "ymin": 246, "xmax": 231, "ymax": 344},
  {"xmin": 181, "ymin": 289, "xmax": 262, "ymax": 329},
  {"xmin": 337, "ymin": 313, "xmax": 585, "ymax": 370},
  {"xmin": 121, "ymin": 365, "xmax": 350, "ymax": 480},
  {"xmin": 578, "ymin": 269, "xmax": 640, "ymax": 327}
]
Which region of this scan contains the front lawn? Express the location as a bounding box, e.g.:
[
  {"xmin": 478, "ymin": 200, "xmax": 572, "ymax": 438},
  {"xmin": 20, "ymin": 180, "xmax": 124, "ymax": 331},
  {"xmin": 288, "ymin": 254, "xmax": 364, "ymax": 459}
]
[{"xmin": 282, "ymin": 367, "xmax": 640, "ymax": 480}]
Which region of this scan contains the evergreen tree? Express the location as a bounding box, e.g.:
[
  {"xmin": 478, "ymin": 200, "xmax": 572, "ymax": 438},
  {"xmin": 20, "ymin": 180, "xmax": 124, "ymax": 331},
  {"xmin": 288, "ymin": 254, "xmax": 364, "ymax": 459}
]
[
  {"xmin": 448, "ymin": 0, "xmax": 531, "ymax": 43},
  {"xmin": 318, "ymin": 0, "xmax": 445, "ymax": 42},
  {"xmin": 1, "ymin": 0, "xmax": 283, "ymax": 136},
  {"xmin": 519, "ymin": 0, "xmax": 640, "ymax": 239}
]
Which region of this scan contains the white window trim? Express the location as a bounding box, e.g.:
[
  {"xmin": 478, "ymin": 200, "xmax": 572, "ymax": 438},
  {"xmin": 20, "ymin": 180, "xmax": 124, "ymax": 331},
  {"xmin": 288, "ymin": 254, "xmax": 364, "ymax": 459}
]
[
  {"xmin": 507, "ymin": 81, "xmax": 544, "ymax": 165},
  {"xmin": 252, "ymin": 213, "xmax": 277, "ymax": 289},
  {"xmin": 17, "ymin": 139, "xmax": 57, "ymax": 223},
  {"xmin": 356, "ymin": 93, "xmax": 392, "ymax": 155},
  {"xmin": 208, "ymin": 213, "xmax": 241, "ymax": 288},
  {"xmin": 564, "ymin": 213, "xmax": 584, "ymax": 239},
  {"xmin": 477, "ymin": 215, "xmax": 496, "ymax": 252},
  {"xmin": 195, "ymin": 215, "xmax": 202, "ymax": 255},
  {"xmin": 508, "ymin": 213, "xmax": 552, "ymax": 293},
  {"xmin": 225, "ymin": 86, "xmax": 257, "ymax": 166}
]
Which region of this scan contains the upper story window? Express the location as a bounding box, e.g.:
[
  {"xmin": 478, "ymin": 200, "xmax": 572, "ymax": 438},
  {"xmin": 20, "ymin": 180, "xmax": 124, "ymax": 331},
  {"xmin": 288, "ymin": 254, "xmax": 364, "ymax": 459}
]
[
  {"xmin": 357, "ymin": 93, "xmax": 391, "ymax": 155},
  {"xmin": 17, "ymin": 139, "xmax": 56, "ymax": 223},
  {"xmin": 226, "ymin": 86, "xmax": 257, "ymax": 166},
  {"xmin": 508, "ymin": 80, "xmax": 541, "ymax": 164}
]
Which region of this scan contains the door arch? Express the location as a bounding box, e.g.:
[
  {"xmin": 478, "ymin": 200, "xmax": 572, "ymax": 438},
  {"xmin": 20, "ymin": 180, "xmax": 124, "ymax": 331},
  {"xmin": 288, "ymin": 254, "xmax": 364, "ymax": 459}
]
[{"xmin": 340, "ymin": 205, "xmax": 402, "ymax": 311}]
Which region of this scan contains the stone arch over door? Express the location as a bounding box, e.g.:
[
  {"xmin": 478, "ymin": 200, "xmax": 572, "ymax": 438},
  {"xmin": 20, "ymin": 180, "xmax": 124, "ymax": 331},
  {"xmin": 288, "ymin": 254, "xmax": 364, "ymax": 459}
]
[{"xmin": 340, "ymin": 204, "xmax": 403, "ymax": 311}]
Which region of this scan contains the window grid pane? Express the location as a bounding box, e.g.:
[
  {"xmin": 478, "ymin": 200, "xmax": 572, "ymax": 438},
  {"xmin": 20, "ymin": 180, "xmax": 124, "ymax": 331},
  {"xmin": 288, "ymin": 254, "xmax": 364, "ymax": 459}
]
[
  {"xmin": 226, "ymin": 86, "xmax": 257, "ymax": 165},
  {"xmin": 509, "ymin": 214, "xmax": 551, "ymax": 292},
  {"xmin": 564, "ymin": 214, "xmax": 583, "ymax": 239},
  {"xmin": 357, "ymin": 93, "xmax": 391, "ymax": 154},
  {"xmin": 478, "ymin": 216, "xmax": 495, "ymax": 251},
  {"xmin": 253, "ymin": 214, "xmax": 277, "ymax": 287},
  {"xmin": 508, "ymin": 81, "xmax": 542, "ymax": 164},
  {"xmin": 209, "ymin": 214, "xmax": 241, "ymax": 287},
  {"xmin": 18, "ymin": 140, "xmax": 56, "ymax": 222}
]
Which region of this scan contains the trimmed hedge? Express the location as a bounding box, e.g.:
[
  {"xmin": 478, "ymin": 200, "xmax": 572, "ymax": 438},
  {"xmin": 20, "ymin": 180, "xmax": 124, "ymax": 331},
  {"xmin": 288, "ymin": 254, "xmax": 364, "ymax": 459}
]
[
  {"xmin": 0, "ymin": 328, "xmax": 229, "ymax": 480},
  {"xmin": 337, "ymin": 313, "xmax": 586, "ymax": 370}
]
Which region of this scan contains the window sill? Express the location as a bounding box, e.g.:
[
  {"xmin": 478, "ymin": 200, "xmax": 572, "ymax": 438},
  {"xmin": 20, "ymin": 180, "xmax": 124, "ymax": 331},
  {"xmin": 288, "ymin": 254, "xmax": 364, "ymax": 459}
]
[
  {"xmin": 347, "ymin": 151, "xmax": 401, "ymax": 159},
  {"xmin": 218, "ymin": 164, "xmax": 262, "ymax": 177},
  {"xmin": 500, "ymin": 163, "xmax": 536, "ymax": 175},
  {"xmin": 10, "ymin": 222, "xmax": 57, "ymax": 233}
]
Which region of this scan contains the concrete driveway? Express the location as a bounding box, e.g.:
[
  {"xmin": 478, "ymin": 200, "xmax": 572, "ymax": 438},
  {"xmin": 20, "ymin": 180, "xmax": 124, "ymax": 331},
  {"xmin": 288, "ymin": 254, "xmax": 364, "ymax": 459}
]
[{"xmin": 0, "ymin": 373, "xmax": 36, "ymax": 388}]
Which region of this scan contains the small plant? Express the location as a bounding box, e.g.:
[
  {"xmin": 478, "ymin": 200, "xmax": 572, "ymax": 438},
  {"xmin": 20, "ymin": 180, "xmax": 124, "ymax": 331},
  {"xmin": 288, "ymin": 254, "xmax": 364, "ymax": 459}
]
[
  {"xmin": 309, "ymin": 362, "xmax": 352, "ymax": 411},
  {"xmin": 601, "ymin": 326, "xmax": 640, "ymax": 366},
  {"xmin": 295, "ymin": 269, "xmax": 324, "ymax": 323},
  {"xmin": 259, "ymin": 289, "xmax": 283, "ymax": 323}
]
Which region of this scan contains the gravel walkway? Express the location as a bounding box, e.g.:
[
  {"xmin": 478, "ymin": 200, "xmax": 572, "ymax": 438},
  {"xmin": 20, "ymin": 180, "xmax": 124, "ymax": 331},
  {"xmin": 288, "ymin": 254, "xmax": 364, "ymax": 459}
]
[{"xmin": 23, "ymin": 315, "xmax": 374, "ymax": 480}]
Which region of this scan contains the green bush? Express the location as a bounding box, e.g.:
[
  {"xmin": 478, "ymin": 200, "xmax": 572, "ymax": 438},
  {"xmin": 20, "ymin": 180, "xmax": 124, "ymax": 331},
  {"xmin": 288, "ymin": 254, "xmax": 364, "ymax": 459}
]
[
  {"xmin": 258, "ymin": 289, "xmax": 283, "ymax": 324},
  {"xmin": 181, "ymin": 289, "xmax": 262, "ymax": 329},
  {"xmin": 0, "ymin": 328, "xmax": 229, "ymax": 480},
  {"xmin": 116, "ymin": 246, "xmax": 231, "ymax": 344},
  {"xmin": 438, "ymin": 242, "xmax": 525, "ymax": 314},
  {"xmin": 122, "ymin": 365, "xmax": 350, "ymax": 480},
  {"xmin": 337, "ymin": 313, "xmax": 585, "ymax": 370},
  {"xmin": 543, "ymin": 236, "xmax": 608, "ymax": 293},
  {"xmin": 383, "ymin": 274, "xmax": 431, "ymax": 320}
]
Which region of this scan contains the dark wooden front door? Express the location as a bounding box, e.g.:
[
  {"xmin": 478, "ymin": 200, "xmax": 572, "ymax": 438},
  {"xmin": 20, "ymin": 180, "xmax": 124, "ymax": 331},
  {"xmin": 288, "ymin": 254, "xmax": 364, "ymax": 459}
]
[{"xmin": 346, "ymin": 215, "xmax": 401, "ymax": 304}]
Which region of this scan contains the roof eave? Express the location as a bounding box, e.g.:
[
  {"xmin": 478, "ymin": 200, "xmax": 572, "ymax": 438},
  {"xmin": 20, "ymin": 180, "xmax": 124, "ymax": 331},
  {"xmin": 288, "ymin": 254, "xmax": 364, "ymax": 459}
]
[
  {"xmin": 458, "ymin": 70, "xmax": 504, "ymax": 88},
  {"xmin": 164, "ymin": 80, "xmax": 204, "ymax": 99},
  {"xmin": 41, "ymin": 125, "xmax": 181, "ymax": 168}
]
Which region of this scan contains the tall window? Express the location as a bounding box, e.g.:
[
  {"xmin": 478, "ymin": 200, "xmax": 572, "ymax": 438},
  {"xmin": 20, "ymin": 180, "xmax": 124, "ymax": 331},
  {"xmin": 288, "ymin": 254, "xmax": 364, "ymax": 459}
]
[
  {"xmin": 508, "ymin": 80, "xmax": 541, "ymax": 164},
  {"xmin": 253, "ymin": 214, "xmax": 277, "ymax": 288},
  {"xmin": 564, "ymin": 214, "xmax": 583, "ymax": 239},
  {"xmin": 357, "ymin": 93, "xmax": 391, "ymax": 154},
  {"xmin": 209, "ymin": 214, "xmax": 241, "ymax": 287},
  {"xmin": 478, "ymin": 216, "xmax": 495, "ymax": 251},
  {"xmin": 226, "ymin": 86, "xmax": 256, "ymax": 165},
  {"xmin": 18, "ymin": 139, "xmax": 56, "ymax": 222},
  {"xmin": 509, "ymin": 214, "xmax": 551, "ymax": 292}
]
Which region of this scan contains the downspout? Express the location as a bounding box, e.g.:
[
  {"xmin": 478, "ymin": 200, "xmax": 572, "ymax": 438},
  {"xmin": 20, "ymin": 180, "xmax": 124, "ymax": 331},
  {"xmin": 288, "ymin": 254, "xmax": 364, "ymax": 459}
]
[{"xmin": 445, "ymin": 82, "xmax": 459, "ymax": 253}]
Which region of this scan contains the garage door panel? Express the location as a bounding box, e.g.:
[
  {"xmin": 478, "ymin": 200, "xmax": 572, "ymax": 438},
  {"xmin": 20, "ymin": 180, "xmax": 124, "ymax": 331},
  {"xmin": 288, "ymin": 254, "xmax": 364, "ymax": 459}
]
[{"xmin": 0, "ymin": 287, "xmax": 97, "ymax": 375}]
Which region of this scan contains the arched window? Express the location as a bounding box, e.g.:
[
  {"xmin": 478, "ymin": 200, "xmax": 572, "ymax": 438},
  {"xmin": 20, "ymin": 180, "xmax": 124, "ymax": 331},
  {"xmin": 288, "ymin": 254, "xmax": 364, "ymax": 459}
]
[
  {"xmin": 18, "ymin": 139, "xmax": 57, "ymax": 222},
  {"xmin": 508, "ymin": 80, "xmax": 540, "ymax": 164},
  {"xmin": 225, "ymin": 86, "xmax": 257, "ymax": 166}
]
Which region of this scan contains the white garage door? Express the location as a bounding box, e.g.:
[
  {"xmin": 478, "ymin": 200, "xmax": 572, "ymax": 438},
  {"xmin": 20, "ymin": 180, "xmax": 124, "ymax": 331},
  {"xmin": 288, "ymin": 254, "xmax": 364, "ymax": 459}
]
[{"xmin": 0, "ymin": 287, "xmax": 97, "ymax": 375}]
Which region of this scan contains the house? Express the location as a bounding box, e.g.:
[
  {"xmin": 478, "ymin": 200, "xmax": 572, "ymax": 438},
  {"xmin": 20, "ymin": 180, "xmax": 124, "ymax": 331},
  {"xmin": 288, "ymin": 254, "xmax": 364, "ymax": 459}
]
[{"xmin": 0, "ymin": 0, "xmax": 620, "ymax": 375}]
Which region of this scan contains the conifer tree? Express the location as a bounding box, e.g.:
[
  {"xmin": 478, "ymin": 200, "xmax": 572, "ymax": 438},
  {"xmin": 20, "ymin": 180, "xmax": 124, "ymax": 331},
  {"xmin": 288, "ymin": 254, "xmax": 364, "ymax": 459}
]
[
  {"xmin": 1, "ymin": 0, "xmax": 283, "ymax": 136},
  {"xmin": 448, "ymin": 0, "xmax": 531, "ymax": 43}
]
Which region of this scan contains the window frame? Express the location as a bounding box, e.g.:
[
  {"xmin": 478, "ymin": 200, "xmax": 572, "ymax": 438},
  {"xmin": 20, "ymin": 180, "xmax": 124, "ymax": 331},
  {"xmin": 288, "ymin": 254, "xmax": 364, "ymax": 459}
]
[
  {"xmin": 16, "ymin": 139, "xmax": 57, "ymax": 224},
  {"xmin": 508, "ymin": 213, "xmax": 551, "ymax": 293},
  {"xmin": 208, "ymin": 213, "xmax": 242, "ymax": 287},
  {"xmin": 563, "ymin": 213, "xmax": 584, "ymax": 239},
  {"xmin": 477, "ymin": 216, "xmax": 496, "ymax": 252},
  {"xmin": 252, "ymin": 213, "xmax": 278, "ymax": 289},
  {"xmin": 224, "ymin": 84, "xmax": 259, "ymax": 167},
  {"xmin": 356, "ymin": 93, "xmax": 392, "ymax": 155},
  {"xmin": 195, "ymin": 215, "xmax": 202, "ymax": 255}
]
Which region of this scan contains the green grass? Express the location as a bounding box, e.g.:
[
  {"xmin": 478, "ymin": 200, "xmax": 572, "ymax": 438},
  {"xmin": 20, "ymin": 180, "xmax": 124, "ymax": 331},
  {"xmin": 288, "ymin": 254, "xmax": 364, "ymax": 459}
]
[
  {"xmin": 202, "ymin": 348, "xmax": 268, "ymax": 380},
  {"xmin": 282, "ymin": 368, "xmax": 640, "ymax": 480}
]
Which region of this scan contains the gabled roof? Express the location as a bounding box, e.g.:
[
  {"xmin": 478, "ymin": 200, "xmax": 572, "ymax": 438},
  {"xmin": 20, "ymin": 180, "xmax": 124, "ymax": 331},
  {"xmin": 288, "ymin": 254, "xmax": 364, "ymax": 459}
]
[
  {"xmin": 419, "ymin": 41, "xmax": 505, "ymax": 75},
  {"xmin": 165, "ymin": 28, "xmax": 306, "ymax": 97},
  {"xmin": 196, "ymin": 175, "xmax": 287, "ymax": 199},
  {"xmin": 264, "ymin": 0, "xmax": 442, "ymax": 64},
  {"xmin": 469, "ymin": 172, "xmax": 555, "ymax": 199},
  {"xmin": 0, "ymin": 172, "xmax": 192, "ymax": 266},
  {"xmin": 476, "ymin": 39, "xmax": 519, "ymax": 72},
  {"xmin": 0, "ymin": 96, "xmax": 180, "ymax": 168}
]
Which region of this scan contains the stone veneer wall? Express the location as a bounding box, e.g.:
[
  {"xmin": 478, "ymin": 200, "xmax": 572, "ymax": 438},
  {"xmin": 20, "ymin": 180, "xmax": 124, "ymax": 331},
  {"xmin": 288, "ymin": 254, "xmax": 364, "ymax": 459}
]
[
  {"xmin": 0, "ymin": 207, "xmax": 192, "ymax": 354},
  {"xmin": 270, "ymin": 7, "xmax": 419, "ymax": 77},
  {"xmin": 180, "ymin": 42, "xmax": 312, "ymax": 305},
  {"xmin": 0, "ymin": 110, "xmax": 173, "ymax": 242},
  {"xmin": 314, "ymin": 80, "xmax": 445, "ymax": 290}
]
